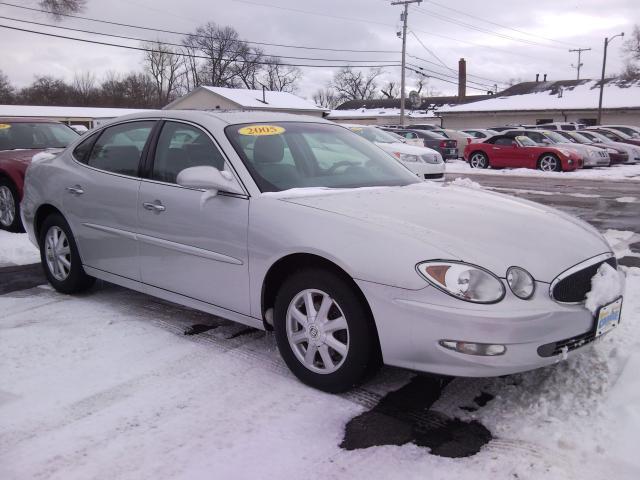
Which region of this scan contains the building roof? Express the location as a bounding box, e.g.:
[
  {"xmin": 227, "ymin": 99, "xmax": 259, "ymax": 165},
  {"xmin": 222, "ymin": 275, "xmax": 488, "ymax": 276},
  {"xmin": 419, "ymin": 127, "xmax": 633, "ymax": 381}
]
[
  {"xmin": 438, "ymin": 79, "xmax": 640, "ymax": 114},
  {"xmin": 327, "ymin": 108, "xmax": 436, "ymax": 119},
  {"xmin": 335, "ymin": 94, "xmax": 492, "ymax": 111},
  {"xmin": 165, "ymin": 86, "xmax": 327, "ymax": 112},
  {"xmin": 0, "ymin": 105, "xmax": 150, "ymax": 118}
]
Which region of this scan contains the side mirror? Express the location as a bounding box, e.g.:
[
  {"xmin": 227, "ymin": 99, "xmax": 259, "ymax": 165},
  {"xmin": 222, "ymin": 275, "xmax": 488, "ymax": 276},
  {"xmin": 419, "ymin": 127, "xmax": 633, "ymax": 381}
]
[{"xmin": 177, "ymin": 166, "xmax": 244, "ymax": 195}]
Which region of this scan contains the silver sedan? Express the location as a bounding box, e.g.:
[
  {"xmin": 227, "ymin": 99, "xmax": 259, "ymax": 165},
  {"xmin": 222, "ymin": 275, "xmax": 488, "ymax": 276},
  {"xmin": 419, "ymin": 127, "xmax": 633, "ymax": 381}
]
[{"xmin": 21, "ymin": 111, "xmax": 623, "ymax": 392}]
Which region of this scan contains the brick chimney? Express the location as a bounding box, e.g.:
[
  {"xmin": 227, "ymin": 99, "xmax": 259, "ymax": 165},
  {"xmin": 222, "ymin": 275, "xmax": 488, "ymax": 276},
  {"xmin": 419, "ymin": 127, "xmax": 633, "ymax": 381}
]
[{"xmin": 458, "ymin": 58, "xmax": 466, "ymax": 99}]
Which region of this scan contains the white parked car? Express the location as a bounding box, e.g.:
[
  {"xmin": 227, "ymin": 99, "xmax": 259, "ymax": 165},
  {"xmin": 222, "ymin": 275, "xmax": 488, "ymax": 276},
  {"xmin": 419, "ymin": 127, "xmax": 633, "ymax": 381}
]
[
  {"xmin": 461, "ymin": 129, "xmax": 500, "ymax": 142},
  {"xmin": 600, "ymin": 125, "xmax": 640, "ymax": 139},
  {"xmin": 344, "ymin": 124, "xmax": 445, "ymax": 180}
]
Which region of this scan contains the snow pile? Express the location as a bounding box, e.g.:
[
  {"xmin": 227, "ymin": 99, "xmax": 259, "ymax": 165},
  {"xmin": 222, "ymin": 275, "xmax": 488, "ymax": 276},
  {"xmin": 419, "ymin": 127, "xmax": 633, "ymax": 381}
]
[
  {"xmin": 616, "ymin": 196, "xmax": 637, "ymax": 203},
  {"xmin": 584, "ymin": 263, "xmax": 625, "ymax": 314},
  {"xmin": 31, "ymin": 150, "xmax": 59, "ymax": 163},
  {"xmin": 603, "ymin": 229, "xmax": 640, "ymax": 259},
  {"xmin": 449, "ymin": 177, "xmax": 482, "ymax": 189},
  {"xmin": 0, "ymin": 231, "xmax": 39, "ymax": 266}
]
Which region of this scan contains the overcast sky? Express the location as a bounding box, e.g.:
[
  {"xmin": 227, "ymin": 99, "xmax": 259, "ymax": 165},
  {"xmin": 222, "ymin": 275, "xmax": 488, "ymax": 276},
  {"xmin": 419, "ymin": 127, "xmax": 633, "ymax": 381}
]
[{"xmin": 0, "ymin": 0, "xmax": 638, "ymax": 99}]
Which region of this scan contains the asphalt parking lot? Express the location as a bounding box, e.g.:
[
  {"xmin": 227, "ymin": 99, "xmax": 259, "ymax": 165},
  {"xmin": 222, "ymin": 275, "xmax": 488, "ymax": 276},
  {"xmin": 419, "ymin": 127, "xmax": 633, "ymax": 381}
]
[{"xmin": 2, "ymin": 175, "xmax": 640, "ymax": 479}]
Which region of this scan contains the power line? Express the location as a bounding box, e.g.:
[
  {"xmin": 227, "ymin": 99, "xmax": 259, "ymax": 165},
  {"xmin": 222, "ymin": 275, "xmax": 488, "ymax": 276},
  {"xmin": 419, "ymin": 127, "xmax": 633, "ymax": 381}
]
[
  {"xmin": 0, "ymin": 23, "xmax": 402, "ymax": 68},
  {"xmin": 406, "ymin": 63, "xmax": 495, "ymax": 91},
  {"xmin": 405, "ymin": 66, "xmax": 492, "ymax": 93},
  {"xmin": 0, "ymin": 14, "xmax": 399, "ymax": 63},
  {"xmin": 409, "ymin": 30, "xmax": 449, "ymax": 70},
  {"xmin": 0, "ymin": 1, "xmax": 399, "ymax": 54},
  {"xmin": 407, "ymin": 54, "xmax": 504, "ymax": 85}
]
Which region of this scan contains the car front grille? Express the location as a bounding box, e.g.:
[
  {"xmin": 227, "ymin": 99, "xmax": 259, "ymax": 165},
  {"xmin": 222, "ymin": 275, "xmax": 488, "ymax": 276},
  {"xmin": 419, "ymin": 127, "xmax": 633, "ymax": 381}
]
[
  {"xmin": 551, "ymin": 257, "xmax": 617, "ymax": 303},
  {"xmin": 424, "ymin": 173, "xmax": 444, "ymax": 179},
  {"xmin": 537, "ymin": 330, "xmax": 597, "ymax": 357}
]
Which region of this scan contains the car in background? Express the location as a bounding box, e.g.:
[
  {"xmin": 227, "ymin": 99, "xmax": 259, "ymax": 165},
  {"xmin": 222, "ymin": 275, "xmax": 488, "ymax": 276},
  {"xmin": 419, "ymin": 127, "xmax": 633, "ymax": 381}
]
[
  {"xmin": 504, "ymin": 129, "xmax": 610, "ymax": 167},
  {"xmin": 528, "ymin": 122, "xmax": 585, "ymax": 131},
  {"xmin": 344, "ymin": 124, "xmax": 445, "ymax": 180},
  {"xmin": 461, "ymin": 129, "xmax": 500, "ymax": 142},
  {"xmin": 70, "ymin": 124, "xmax": 89, "ymax": 135},
  {"xmin": 405, "ymin": 123, "xmax": 440, "ymax": 131},
  {"xmin": 380, "ymin": 127, "xmax": 458, "ymax": 161},
  {"xmin": 586, "ymin": 127, "xmax": 640, "ymax": 147},
  {"xmin": 463, "ymin": 134, "xmax": 582, "ymax": 171},
  {"xmin": 553, "ymin": 131, "xmax": 629, "ymax": 165},
  {"xmin": 0, "ymin": 118, "xmax": 79, "ymax": 231},
  {"xmin": 488, "ymin": 125, "xmax": 524, "ymax": 132},
  {"xmin": 578, "ymin": 130, "xmax": 640, "ymax": 164},
  {"xmin": 384, "ymin": 129, "xmax": 423, "ymax": 147},
  {"xmin": 21, "ymin": 110, "xmax": 622, "ymax": 392},
  {"xmin": 432, "ymin": 129, "xmax": 474, "ymax": 157},
  {"xmin": 601, "ymin": 125, "xmax": 640, "ymax": 139}
]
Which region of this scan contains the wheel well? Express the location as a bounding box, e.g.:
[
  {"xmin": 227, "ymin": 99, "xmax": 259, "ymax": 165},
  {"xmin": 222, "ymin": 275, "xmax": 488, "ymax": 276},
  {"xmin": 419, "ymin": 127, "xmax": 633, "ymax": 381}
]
[
  {"xmin": 261, "ymin": 253, "xmax": 378, "ymax": 337},
  {"xmin": 34, "ymin": 204, "xmax": 63, "ymax": 240}
]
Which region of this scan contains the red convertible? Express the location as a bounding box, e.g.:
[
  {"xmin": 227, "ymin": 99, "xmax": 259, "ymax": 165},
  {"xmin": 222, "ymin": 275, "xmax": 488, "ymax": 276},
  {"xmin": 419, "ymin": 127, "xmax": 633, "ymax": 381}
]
[
  {"xmin": 463, "ymin": 134, "xmax": 583, "ymax": 172},
  {"xmin": 0, "ymin": 118, "xmax": 78, "ymax": 231}
]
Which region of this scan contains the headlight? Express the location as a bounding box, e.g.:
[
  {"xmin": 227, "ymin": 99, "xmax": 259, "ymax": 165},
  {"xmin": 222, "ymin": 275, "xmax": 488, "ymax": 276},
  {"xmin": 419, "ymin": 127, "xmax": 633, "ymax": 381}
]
[
  {"xmin": 589, "ymin": 150, "xmax": 598, "ymax": 157},
  {"xmin": 558, "ymin": 149, "xmax": 573, "ymax": 156},
  {"xmin": 416, "ymin": 261, "xmax": 505, "ymax": 304},
  {"xmin": 398, "ymin": 153, "xmax": 420, "ymax": 163},
  {"xmin": 506, "ymin": 266, "xmax": 535, "ymax": 300},
  {"xmin": 606, "ymin": 148, "xmax": 617, "ymax": 154},
  {"xmin": 421, "ymin": 153, "xmax": 442, "ymax": 164}
]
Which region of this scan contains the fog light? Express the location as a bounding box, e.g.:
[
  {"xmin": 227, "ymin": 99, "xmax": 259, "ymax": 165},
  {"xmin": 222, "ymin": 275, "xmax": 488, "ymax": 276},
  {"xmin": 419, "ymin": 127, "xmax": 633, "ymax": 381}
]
[{"xmin": 439, "ymin": 340, "xmax": 506, "ymax": 356}]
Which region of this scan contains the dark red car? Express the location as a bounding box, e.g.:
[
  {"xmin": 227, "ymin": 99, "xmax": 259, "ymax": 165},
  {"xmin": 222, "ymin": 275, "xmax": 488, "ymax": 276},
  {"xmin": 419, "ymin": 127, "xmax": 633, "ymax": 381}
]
[
  {"xmin": 0, "ymin": 118, "xmax": 78, "ymax": 231},
  {"xmin": 463, "ymin": 134, "xmax": 583, "ymax": 172}
]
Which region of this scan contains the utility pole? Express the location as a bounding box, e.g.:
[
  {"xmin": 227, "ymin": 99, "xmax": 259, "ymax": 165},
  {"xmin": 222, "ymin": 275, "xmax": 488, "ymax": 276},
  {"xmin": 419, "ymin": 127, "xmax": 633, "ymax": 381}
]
[
  {"xmin": 597, "ymin": 33, "xmax": 624, "ymax": 125},
  {"xmin": 391, "ymin": 0, "xmax": 422, "ymax": 126},
  {"xmin": 569, "ymin": 47, "xmax": 591, "ymax": 80}
]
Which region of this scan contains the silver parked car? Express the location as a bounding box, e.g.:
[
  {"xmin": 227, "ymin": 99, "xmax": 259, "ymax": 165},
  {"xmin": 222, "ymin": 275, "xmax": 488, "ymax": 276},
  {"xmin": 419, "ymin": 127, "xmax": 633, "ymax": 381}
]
[{"xmin": 21, "ymin": 111, "xmax": 623, "ymax": 392}]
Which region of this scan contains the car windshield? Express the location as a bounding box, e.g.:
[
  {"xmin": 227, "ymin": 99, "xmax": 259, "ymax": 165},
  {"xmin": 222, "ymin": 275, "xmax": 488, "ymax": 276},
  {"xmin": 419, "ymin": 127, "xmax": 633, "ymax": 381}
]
[
  {"xmin": 609, "ymin": 126, "xmax": 640, "ymax": 138},
  {"xmin": 226, "ymin": 122, "xmax": 421, "ymax": 193},
  {"xmin": 543, "ymin": 131, "xmax": 569, "ymax": 143},
  {"xmin": 0, "ymin": 122, "xmax": 78, "ymax": 150},
  {"xmin": 580, "ymin": 131, "xmax": 612, "ymax": 144},
  {"xmin": 516, "ymin": 136, "xmax": 537, "ymax": 147},
  {"xmin": 566, "ymin": 132, "xmax": 593, "ymax": 144},
  {"xmin": 347, "ymin": 125, "xmax": 399, "ymax": 144}
]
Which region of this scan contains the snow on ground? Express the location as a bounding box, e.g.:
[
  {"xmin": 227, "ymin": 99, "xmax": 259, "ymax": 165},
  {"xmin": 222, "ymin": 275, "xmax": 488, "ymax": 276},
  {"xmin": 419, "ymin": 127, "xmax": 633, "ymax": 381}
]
[
  {"xmin": 0, "ymin": 230, "xmax": 39, "ymax": 267},
  {"xmin": 1, "ymin": 228, "xmax": 639, "ymax": 479},
  {"xmin": 446, "ymin": 159, "xmax": 640, "ymax": 181},
  {"xmin": 616, "ymin": 196, "xmax": 638, "ymax": 203}
]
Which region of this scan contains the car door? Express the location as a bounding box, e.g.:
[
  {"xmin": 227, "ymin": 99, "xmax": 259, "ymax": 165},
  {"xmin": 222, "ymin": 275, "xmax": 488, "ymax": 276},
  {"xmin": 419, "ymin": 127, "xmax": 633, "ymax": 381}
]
[
  {"xmin": 486, "ymin": 137, "xmax": 516, "ymax": 167},
  {"xmin": 137, "ymin": 120, "xmax": 251, "ymax": 315},
  {"xmin": 63, "ymin": 120, "xmax": 156, "ymax": 280}
]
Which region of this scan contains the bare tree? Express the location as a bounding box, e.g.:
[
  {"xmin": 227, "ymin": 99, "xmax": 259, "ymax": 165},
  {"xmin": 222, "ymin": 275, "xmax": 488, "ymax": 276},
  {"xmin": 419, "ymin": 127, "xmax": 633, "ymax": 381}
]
[
  {"xmin": 380, "ymin": 80, "xmax": 399, "ymax": 99},
  {"xmin": 623, "ymin": 25, "xmax": 640, "ymax": 61},
  {"xmin": 72, "ymin": 71, "xmax": 97, "ymax": 105},
  {"xmin": 0, "ymin": 70, "xmax": 14, "ymax": 104},
  {"xmin": 234, "ymin": 45, "xmax": 265, "ymax": 90},
  {"xmin": 143, "ymin": 41, "xmax": 184, "ymax": 107},
  {"xmin": 312, "ymin": 88, "xmax": 339, "ymax": 109},
  {"xmin": 259, "ymin": 57, "xmax": 301, "ymax": 93},
  {"xmin": 40, "ymin": 0, "xmax": 86, "ymax": 17},
  {"xmin": 330, "ymin": 67, "xmax": 381, "ymax": 102}
]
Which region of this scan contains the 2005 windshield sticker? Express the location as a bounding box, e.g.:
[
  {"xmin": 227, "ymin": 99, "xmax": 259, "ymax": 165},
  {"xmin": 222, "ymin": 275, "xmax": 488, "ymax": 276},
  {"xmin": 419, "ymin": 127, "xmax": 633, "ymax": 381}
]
[
  {"xmin": 0, "ymin": 124, "xmax": 11, "ymax": 130},
  {"xmin": 238, "ymin": 125, "xmax": 285, "ymax": 136}
]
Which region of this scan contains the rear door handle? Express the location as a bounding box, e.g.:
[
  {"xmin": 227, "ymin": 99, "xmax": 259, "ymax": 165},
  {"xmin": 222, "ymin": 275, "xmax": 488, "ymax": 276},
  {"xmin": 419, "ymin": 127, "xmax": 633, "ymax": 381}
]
[
  {"xmin": 66, "ymin": 185, "xmax": 84, "ymax": 195},
  {"xmin": 143, "ymin": 201, "xmax": 166, "ymax": 213}
]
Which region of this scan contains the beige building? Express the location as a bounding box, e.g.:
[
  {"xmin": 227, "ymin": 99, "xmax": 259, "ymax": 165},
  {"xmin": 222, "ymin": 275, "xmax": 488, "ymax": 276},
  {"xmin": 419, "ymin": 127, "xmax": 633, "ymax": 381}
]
[{"xmin": 165, "ymin": 86, "xmax": 328, "ymax": 117}]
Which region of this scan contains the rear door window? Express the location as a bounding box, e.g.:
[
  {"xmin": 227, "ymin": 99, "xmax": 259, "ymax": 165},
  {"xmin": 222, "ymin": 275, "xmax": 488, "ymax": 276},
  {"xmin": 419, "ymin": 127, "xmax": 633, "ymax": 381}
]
[{"xmin": 87, "ymin": 122, "xmax": 155, "ymax": 177}]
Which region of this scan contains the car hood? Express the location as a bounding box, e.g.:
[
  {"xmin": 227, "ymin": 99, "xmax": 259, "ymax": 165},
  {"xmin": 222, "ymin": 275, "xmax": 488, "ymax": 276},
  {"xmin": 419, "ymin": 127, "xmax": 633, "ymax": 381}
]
[
  {"xmin": 375, "ymin": 142, "xmax": 438, "ymax": 156},
  {"xmin": 0, "ymin": 148, "xmax": 63, "ymax": 164},
  {"xmin": 278, "ymin": 183, "xmax": 610, "ymax": 283},
  {"xmin": 555, "ymin": 142, "xmax": 602, "ymax": 155}
]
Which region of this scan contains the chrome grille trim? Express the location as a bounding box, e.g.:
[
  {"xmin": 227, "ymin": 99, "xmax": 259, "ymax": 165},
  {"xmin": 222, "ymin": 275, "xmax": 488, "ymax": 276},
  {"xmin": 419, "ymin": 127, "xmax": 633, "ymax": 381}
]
[{"xmin": 549, "ymin": 252, "xmax": 616, "ymax": 304}]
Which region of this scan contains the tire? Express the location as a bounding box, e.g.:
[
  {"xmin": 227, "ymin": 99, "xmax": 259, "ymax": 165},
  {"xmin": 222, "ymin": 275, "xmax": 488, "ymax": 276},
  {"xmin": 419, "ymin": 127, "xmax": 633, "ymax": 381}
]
[
  {"xmin": 39, "ymin": 213, "xmax": 95, "ymax": 294},
  {"xmin": 538, "ymin": 154, "xmax": 561, "ymax": 172},
  {"xmin": 469, "ymin": 152, "xmax": 489, "ymax": 169},
  {"xmin": 273, "ymin": 268, "xmax": 380, "ymax": 393},
  {"xmin": 0, "ymin": 178, "xmax": 23, "ymax": 232}
]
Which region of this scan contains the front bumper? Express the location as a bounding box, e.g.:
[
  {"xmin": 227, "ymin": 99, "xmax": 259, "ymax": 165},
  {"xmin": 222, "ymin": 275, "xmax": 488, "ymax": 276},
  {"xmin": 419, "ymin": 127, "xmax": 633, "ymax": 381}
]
[
  {"xmin": 404, "ymin": 162, "xmax": 446, "ymax": 181},
  {"xmin": 583, "ymin": 155, "xmax": 610, "ymax": 167},
  {"xmin": 356, "ymin": 278, "xmax": 614, "ymax": 377}
]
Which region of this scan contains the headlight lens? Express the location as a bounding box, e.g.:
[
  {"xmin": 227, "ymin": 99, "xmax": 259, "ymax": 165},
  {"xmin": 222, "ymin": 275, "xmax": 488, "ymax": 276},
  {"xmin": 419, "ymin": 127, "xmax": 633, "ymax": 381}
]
[
  {"xmin": 417, "ymin": 261, "xmax": 505, "ymax": 304},
  {"xmin": 589, "ymin": 150, "xmax": 597, "ymax": 157},
  {"xmin": 421, "ymin": 153, "xmax": 442, "ymax": 164},
  {"xmin": 398, "ymin": 153, "xmax": 420, "ymax": 162},
  {"xmin": 506, "ymin": 266, "xmax": 535, "ymax": 299},
  {"xmin": 606, "ymin": 148, "xmax": 617, "ymax": 154}
]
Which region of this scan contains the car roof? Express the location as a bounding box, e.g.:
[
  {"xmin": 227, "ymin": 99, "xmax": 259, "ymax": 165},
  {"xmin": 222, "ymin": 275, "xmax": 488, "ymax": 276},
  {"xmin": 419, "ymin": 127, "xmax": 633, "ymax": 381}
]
[
  {"xmin": 104, "ymin": 109, "xmax": 333, "ymax": 127},
  {"xmin": 0, "ymin": 117, "xmax": 67, "ymax": 123}
]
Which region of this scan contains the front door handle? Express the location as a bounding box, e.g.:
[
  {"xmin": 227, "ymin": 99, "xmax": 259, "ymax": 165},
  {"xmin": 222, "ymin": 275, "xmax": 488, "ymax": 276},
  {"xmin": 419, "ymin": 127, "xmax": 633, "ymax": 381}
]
[
  {"xmin": 65, "ymin": 185, "xmax": 84, "ymax": 195},
  {"xmin": 143, "ymin": 201, "xmax": 166, "ymax": 213}
]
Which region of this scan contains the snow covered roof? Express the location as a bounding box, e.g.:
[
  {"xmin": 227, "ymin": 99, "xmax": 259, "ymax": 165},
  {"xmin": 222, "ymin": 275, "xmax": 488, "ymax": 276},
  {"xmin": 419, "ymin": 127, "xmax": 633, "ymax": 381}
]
[
  {"xmin": 0, "ymin": 105, "xmax": 151, "ymax": 118},
  {"xmin": 438, "ymin": 79, "xmax": 640, "ymax": 114},
  {"xmin": 168, "ymin": 86, "xmax": 326, "ymax": 112},
  {"xmin": 327, "ymin": 108, "xmax": 437, "ymax": 119}
]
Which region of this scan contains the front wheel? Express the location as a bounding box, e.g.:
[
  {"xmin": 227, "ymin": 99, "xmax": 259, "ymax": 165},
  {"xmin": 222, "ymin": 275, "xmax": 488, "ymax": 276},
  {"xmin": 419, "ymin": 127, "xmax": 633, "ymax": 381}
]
[
  {"xmin": 469, "ymin": 152, "xmax": 489, "ymax": 169},
  {"xmin": 538, "ymin": 154, "xmax": 561, "ymax": 172},
  {"xmin": 0, "ymin": 178, "xmax": 23, "ymax": 232},
  {"xmin": 273, "ymin": 269, "xmax": 380, "ymax": 392},
  {"xmin": 39, "ymin": 213, "xmax": 95, "ymax": 294}
]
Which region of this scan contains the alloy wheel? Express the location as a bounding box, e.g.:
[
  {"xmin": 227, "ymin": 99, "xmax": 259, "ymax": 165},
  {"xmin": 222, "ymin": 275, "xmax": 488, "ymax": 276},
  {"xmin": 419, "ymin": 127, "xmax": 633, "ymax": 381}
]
[
  {"xmin": 0, "ymin": 185, "xmax": 15, "ymax": 227},
  {"xmin": 539, "ymin": 155, "xmax": 559, "ymax": 172},
  {"xmin": 44, "ymin": 226, "xmax": 72, "ymax": 281},
  {"xmin": 285, "ymin": 289, "xmax": 350, "ymax": 374},
  {"xmin": 470, "ymin": 153, "xmax": 486, "ymax": 168}
]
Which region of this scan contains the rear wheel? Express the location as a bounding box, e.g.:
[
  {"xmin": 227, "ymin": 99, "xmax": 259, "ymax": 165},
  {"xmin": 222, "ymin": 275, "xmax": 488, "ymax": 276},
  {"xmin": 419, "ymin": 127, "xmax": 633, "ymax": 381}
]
[
  {"xmin": 0, "ymin": 178, "xmax": 23, "ymax": 232},
  {"xmin": 273, "ymin": 269, "xmax": 380, "ymax": 392},
  {"xmin": 39, "ymin": 213, "xmax": 95, "ymax": 294},
  {"xmin": 538, "ymin": 154, "xmax": 561, "ymax": 172},
  {"xmin": 469, "ymin": 152, "xmax": 489, "ymax": 169}
]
